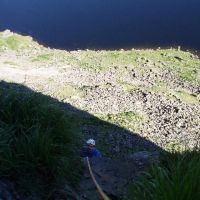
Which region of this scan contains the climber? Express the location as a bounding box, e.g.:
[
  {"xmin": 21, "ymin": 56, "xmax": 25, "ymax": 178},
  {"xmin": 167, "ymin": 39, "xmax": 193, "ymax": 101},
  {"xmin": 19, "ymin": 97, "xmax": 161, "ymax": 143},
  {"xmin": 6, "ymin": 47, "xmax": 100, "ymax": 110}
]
[{"xmin": 81, "ymin": 138, "xmax": 102, "ymax": 158}]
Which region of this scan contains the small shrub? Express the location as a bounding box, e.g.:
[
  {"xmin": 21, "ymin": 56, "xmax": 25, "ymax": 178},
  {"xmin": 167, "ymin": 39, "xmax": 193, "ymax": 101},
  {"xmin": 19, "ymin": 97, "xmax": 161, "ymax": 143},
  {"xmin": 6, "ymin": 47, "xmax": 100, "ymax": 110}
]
[{"xmin": 0, "ymin": 90, "xmax": 82, "ymax": 198}]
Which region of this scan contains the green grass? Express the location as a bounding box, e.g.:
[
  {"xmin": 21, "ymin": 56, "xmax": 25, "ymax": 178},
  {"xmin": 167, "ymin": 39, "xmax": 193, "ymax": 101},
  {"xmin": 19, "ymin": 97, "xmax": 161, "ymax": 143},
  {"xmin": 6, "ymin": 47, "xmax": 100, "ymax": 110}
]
[
  {"xmin": 128, "ymin": 151, "xmax": 200, "ymax": 200},
  {"xmin": 0, "ymin": 89, "xmax": 82, "ymax": 198},
  {"xmin": 59, "ymin": 49, "xmax": 200, "ymax": 93},
  {"xmin": 118, "ymin": 81, "xmax": 140, "ymax": 92},
  {"xmin": 67, "ymin": 48, "xmax": 196, "ymax": 68},
  {"xmin": 3, "ymin": 61, "xmax": 18, "ymax": 66},
  {"xmin": 146, "ymin": 81, "xmax": 168, "ymax": 94},
  {"xmin": 65, "ymin": 50, "xmax": 143, "ymax": 71},
  {"xmin": 1, "ymin": 32, "xmax": 200, "ymax": 86},
  {"xmin": 6, "ymin": 36, "xmax": 22, "ymax": 50},
  {"xmin": 179, "ymin": 68, "xmax": 198, "ymax": 81},
  {"xmin": 0, "ymin": 38, "xmax": 5, "ymax": 48},
  {"xmin": 0, "ymin": 35, "xmax": 34, "ymax": 51},
  {"xmin": 54, "ymin": 85, "xmax": 85, "ymax": 100},
  {"xmin": 146, "ymin": 82, "xmax": 199, "ymax": 104},
  {"xmin": 32, "ymin": 54, "xmax": 52, "ymax": 62},
  {"xmin": 173, "ymin": 90, "xmax": 199, "ymax": 104},
  {"xmin": 165, "ymin": 140, "xmax": 188, "ymax": 152},
  {"xmin": 97, "ymin": 111, "xmax": 148, "ymax": 133}
]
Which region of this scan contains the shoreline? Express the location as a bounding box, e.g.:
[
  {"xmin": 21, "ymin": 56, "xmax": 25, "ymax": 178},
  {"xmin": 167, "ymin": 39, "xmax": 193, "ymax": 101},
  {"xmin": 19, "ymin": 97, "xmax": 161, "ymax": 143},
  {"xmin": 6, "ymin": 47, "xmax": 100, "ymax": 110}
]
[
  {"xmin": 2, "ymin": 29, "xmax": 200, "ymax": 56},
  {"xmin": 0, "ymin": 30, "xmax": 200, "ymax": 153}
]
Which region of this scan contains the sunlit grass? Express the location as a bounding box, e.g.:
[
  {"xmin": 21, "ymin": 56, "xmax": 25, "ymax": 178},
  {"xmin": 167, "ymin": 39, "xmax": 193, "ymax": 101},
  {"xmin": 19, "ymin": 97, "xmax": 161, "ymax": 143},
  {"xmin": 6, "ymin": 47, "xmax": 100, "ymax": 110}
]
[
  {"xmin": 96, "ymin": 111, "xmax": 148, "ymax": 133},
  {"xmin": 173, "ymin": 90, "xmax": 199, "ymax": 104},
  {"xmin": 0, "ymin": 35, "xmax": 33, "ymax": 51},
  {"xmin": 32, "ymin": 53, "xmax": 52, "ymax": 62}
]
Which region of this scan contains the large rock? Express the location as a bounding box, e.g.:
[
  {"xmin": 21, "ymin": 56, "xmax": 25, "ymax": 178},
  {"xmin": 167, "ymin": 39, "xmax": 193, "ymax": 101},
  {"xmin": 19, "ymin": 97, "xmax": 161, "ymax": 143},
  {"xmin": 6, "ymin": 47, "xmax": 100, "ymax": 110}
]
[
  {"xmin": 78, "ymin": 154, "xmax": 159, "ymax": 199},
  {"xmin": 127, "ymin": 151, "xmax": 160, "ymax": 165}
]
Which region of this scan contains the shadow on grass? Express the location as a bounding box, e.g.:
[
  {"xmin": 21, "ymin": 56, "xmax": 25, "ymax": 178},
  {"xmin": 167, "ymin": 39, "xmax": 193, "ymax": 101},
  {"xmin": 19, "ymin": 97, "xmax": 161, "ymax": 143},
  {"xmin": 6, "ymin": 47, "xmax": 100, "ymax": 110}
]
[
  {"xmin": 0, "ymin": 80, "xmax": 163, "ymax": 199},
  {"xmin": 0, "ymin": 81, "xmax": 162, "ymax": 155}
]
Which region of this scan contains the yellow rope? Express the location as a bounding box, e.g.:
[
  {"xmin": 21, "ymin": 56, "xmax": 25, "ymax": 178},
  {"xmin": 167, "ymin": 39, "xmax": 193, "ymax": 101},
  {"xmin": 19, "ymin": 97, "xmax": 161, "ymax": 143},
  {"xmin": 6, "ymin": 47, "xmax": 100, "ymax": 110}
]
[{"xmin": 86, "ymin": 157, "xmax": 110, "ymax": 200}]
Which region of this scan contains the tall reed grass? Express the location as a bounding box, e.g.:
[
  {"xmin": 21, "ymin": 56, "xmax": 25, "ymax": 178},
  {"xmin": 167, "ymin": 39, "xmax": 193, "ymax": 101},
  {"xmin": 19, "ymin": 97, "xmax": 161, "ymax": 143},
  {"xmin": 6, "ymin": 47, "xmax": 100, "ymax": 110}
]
[{"xmin": 129, "ymin": 151, "xmax": 200, "ymax": 200}]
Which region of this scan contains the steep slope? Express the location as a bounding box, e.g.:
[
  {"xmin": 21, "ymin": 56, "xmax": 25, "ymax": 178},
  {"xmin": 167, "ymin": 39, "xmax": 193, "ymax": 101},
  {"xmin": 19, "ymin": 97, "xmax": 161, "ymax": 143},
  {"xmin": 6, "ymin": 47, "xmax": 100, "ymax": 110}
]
[{"xmin": 0, "ymin": 31, "xmax": 199, "ymax": 155}]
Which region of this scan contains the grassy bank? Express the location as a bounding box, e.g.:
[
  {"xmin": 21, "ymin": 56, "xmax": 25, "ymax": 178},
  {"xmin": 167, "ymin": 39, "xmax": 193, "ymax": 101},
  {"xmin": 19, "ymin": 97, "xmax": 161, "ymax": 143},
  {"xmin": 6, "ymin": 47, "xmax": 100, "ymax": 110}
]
[{"xmin": 0, "ymin": 31, "xmax": 200, "ymax": 85}]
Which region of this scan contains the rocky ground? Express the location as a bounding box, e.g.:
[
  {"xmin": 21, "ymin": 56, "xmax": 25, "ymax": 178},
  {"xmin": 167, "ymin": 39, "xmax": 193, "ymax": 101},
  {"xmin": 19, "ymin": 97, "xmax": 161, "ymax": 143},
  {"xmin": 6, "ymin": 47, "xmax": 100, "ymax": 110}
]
[
  {"xmin": 0, "ymin": 30, "xmax": 200, "ymax": 199},
  {"xmin": 0, "ymin": 30, "xmax": 199, "ymax": 153}
]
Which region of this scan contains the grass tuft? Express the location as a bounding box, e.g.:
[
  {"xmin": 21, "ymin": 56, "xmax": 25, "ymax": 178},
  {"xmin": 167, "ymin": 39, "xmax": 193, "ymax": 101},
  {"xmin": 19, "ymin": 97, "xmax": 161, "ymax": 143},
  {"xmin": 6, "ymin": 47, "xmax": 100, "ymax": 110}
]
[
  {"xmin": 0, "ymin": 34, "xmax": 35, "ymax": 51},
  {"xmin": 0, "ymin": 90, "xmax": 82, "ymax": 198},
  {"xmin": 128, "ymin": 151, "xmax": 200, "ymax": 200},
  {"xmin": 32, "ymin": 54, "xmax": 52, "ymax": 62}
]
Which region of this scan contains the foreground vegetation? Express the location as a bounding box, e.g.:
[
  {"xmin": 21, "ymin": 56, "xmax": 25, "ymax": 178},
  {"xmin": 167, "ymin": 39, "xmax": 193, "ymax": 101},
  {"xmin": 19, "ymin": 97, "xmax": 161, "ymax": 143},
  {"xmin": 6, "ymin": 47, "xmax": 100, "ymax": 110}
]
[
  {"xmin": 129, "ymin": 150, "xmax": 200, "ymax": 200},
  {"xmin": 0, "ymin": 86, "xmax": 82, "ymax": 198}
]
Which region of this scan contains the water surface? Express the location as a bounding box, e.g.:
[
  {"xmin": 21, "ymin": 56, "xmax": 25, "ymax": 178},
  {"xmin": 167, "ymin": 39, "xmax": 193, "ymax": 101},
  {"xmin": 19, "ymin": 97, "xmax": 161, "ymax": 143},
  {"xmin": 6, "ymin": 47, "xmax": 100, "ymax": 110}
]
[{"xmin": 0, "ymin": 0, "xmax": 200, "ymax": 50}]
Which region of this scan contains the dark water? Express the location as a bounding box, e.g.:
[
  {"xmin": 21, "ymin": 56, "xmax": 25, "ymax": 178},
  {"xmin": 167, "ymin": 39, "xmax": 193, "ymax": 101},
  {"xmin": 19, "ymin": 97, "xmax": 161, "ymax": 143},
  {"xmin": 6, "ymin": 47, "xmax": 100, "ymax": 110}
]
[{"xmin": 0, "ymin": 0, "xmax": 200, "ymax": 50}]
